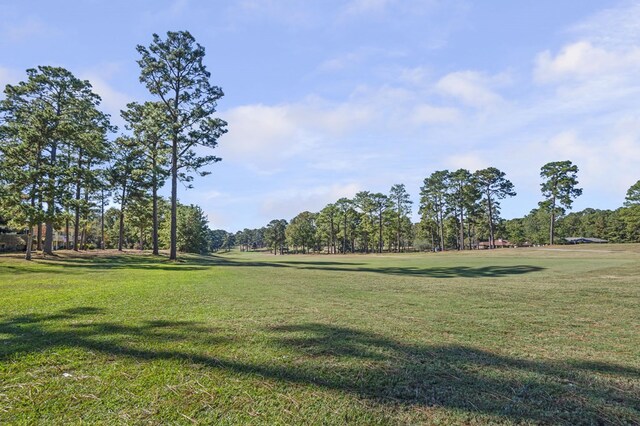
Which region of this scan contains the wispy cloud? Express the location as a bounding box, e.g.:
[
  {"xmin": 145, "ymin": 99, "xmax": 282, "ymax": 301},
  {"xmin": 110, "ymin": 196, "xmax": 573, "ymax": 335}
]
[
  {"xmin": 569, "ymin": 1, "xmax": 640, "ymax": 48},
  {"xmin": 435, "ymin": 71, "xmax": 507, "ymax": 109},
  {"xmin": 341, "ymin": 0, "xmax": 441, "ymax": 18},
  {"xmin": 260, "ymin": 183, "xmax": 361, "ymax": 218},
  {"xmin": 0, "ymin": 66, "xmax": 21, "ymax": 90},
  {"xmin": 2, "ymin": 16, "xmax": 53, "ymax": 42},
  {"xmin": 535, "ymin": 41, "xmax": 640, "ymax": 83}
]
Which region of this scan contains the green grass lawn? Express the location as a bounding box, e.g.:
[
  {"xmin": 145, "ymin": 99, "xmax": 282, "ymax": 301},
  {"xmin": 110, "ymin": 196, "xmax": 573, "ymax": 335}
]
[{"xmin": 0, "ymin": 246, "xmax": 638, "ymax": 424}]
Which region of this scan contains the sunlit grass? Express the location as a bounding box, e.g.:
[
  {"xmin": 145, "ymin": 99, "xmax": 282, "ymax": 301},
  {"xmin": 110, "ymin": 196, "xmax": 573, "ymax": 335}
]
[{"xmin": 0, "ymin": 246, "xmax": 638, "ymax": 424}]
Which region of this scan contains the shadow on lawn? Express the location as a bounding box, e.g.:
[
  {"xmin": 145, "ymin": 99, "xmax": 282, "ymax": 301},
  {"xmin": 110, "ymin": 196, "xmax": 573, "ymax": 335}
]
[
  {"xmin": 0, "ymin": 308, "xmax": 637, "ymax": 423},
  {"xmin": 6, "ymin": 254, "xmax": 547, "ymax": 278},
  {"xmin": 215, "ymin": 257, "xmax": 546, "ymax": 278}
]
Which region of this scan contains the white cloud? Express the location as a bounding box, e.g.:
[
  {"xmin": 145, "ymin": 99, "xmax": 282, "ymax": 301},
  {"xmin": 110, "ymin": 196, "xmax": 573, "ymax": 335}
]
[
  {"xmin": 218, "ymin": 97, "xmax": 377, "ymax": 171},
  {"xmin": 230, "ymin": 0, "xmax": 321, "ymax": 28},
  {"xmin": 342, "ymin": 0, "xmax": 393, "ymax": 15},
  {"xmin": 218, "ymin": 103, "xmax": 302, "ymax": 162},
  {"xmin": 497, "ymin": 126, "xmax": 640, "ymax": 206},
  {"xmin": 435, "ymin": 71, "xmax": 505, "ymax": 109},
  {"xmin": 2, "ymin": 16, "xmax": 51, "ymax": 42},
  {"xmin": 398, "ymin": 66, "xmax": 432, "ymax": 86},
  {"xmin": 319, "ymin": 52, "xmax": 362, "ymax": 72},
  {"xmin": 445, "ymin": 152, "xmax": 487, "ymax": 172},
  {"xmin": 169, "ymin": 0, "xmax": 190, "ymax": 16},
  {"xmin": 541, "ymin": 129, "xmax": 637, "ymax": 194},
  {"xmin": 410, "ymin": 104, "xmax": 460, "ymax": 124},
  {"xmin": 319, "ymin": 48, "xmax": 406, "ymax": 73},
  {"xmin": 534, "ymin": 41, "xmax": 640, "ymax": 83},
  {"xmin": 341, "ymin": 0, "xmax": 439, "ymax": 18},
  {"xmin": 0, "ymin": 66, "xmax": 21, "ymax": 90},
  {"xmin": 260, "ymin": 183, "xmax": 361, "ymax": 218},
  {"xmin": 569, "ymin": 1, "xmax": 640, "ymax": 49},
  {"xmin": 205, "ymin": 210, "xmax": 230, "ymax": 229}
]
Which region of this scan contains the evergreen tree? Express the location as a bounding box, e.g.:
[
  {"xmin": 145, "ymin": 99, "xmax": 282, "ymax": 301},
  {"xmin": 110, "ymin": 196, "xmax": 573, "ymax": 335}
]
[
  {"xmin": 420, "ymin": 170, "xmax": 450, "ymax": 251},
  {"xmin": 539, "ymin": 161, "xmax": 582, "ymax": 245},
  {"xmin": 137, "ymin": 31, "xmax": 227, "ymax": 260},
  {"xmin": 474, "ymin": 167, "xmax": 516, "ymax": 248},
  {"xmin": 121, "ymin": 101, "xmax": 171, "ymax": 255},
  {"xmin": 389, "ymin": 184, "xmax": 412, "ymax": 252}
]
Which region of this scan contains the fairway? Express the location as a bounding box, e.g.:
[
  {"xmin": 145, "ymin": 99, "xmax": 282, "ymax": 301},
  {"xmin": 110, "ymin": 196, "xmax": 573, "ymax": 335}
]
[{"xmin": 1, "ymin": 247, "xmax": 639, "ymax": 424}]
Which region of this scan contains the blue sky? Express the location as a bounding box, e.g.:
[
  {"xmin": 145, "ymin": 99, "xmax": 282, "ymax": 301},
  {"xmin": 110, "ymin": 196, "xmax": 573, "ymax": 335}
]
[{"xmin": 2, "ymin": 0, "xmax": 639, "ymax": 231}]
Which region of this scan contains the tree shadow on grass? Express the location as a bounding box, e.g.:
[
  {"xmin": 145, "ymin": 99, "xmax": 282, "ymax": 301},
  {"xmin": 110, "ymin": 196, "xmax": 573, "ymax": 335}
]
[
  {"xmin": 212, "ymin": 257, "xmax": 546, "ymax": 278},
  {"xmin": 0, "ymin": 308, "xmax": 637, "ymax": 424},
  {"xmin": 2, "ymin": 253, "xmax": 546, "ymax": 278},
  {"xmin": 291, "ymin": 264, "xmax": 545, "ymax": 278}
]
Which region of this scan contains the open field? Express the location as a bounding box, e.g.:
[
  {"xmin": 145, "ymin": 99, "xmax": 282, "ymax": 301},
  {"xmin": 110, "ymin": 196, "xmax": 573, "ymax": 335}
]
[{"xmin": 0, "ymin": 246, "xmax": 638, "ymax": 424}]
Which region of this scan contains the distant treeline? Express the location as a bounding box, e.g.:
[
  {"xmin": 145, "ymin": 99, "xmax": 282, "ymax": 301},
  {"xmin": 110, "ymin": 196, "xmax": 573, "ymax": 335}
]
[{"xmin": 224, "ymin": 166, "xmax": 640, "ymax": 254}]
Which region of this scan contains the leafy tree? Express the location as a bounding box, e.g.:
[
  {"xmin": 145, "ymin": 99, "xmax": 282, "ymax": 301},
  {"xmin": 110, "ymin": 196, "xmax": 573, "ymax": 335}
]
[
  {"xmin": 624, "ymin": 180, "xmax": 640, "ymax": 206},
  {"xmin": 235, "ymin": 229, "xmax": 250, "ymax": 252},
  {"xmin": 0, "ymin": 106, "xmax": 46, "ymax": 259},
  {"xmin": 1, "ymin": 66, "xmax": 111, "ymax": 255},
  {"xmin": 335, "ymin": 197, "xmax": 354, "ymax": 253},
  {"xmin": 109, "ymin": 136, "xmax": 148, "ymax": 251},
  {"xmin": 388, "ymin": 184, "xmax": 412, "ymax": 252},
  {"xmin": 447, "ymin": 169, "xmax": 480, "ymax": 250},
  {"xmin": 121, "ymin": 101, "xmax": 170, "ymax": 255},
  {"xmin": 316, "ymin": 204, "xmax": 338, "ymax": 253},
  {"xmin": 286, "ymin": 211, "xmax": 317, "ymax": 253},
  {"xmin": 474, "ymin": 167, "xmax": 516, "ymax": 248},
  {"xmin": 0, "ymin": 212, "xmax": 10, "ymax": 234},
  {"xmin": 69, "ymin": 108, "xmax": 111, "ymax": 251},
  {"xmin": 521, "ymin": 208, "xmax": 549, "ymax": 245},
  {"xmin": 175, "ymin": 204, "xmax": 210, "ymax": 254},
  {"xmin": 103, "ymin": 206, "xmax": 136, "ymax": 249},
  {"xmin": 126, "ymin": 194, "xmax": 153, "ymax": 250},
  {"xmin": 370, "ymin": 193, "xmax": 391, "ymax": 253},
  {"xmin": 617, "ymin": 206, "xmax": 640, "ymax": 242},
  {"xmin": 221, "ymin": 232, "xmax": 235, "ymax": 252},
  {"xmin": 208, "ymin": 229, "xmax": 229, "ymax": 252},
  {"xmin": 539, "ymin": 160, "xmax": 582, "ymax": 245},
  {"xmin": 354, "ymin": 191, "xmax": 376, "ymax": 253},
  {"xmin": 265, "ymin": 219, "xmax": 287, "ymax": 255},
  {"xmin": 137, "ymin": 30, "xmax": 227, "ymax": 260},
  {"xmin": 420, "ymin": 170, "xmax": 450, "ymax": 251}
]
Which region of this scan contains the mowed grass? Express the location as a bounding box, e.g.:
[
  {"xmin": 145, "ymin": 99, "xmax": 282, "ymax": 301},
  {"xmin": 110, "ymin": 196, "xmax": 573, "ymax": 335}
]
[{"xmin": 0, "ymin": 246, "xmax": 638, "ymax": 425}]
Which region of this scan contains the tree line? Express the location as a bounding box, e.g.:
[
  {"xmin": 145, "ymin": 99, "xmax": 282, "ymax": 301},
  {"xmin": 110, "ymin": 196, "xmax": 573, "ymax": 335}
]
[
  {"xmin": 0, "ymin": 31, "xmax": 226, "ymax": 260},
  {"xmin": 231, "ymin": 163, "xmax": 640, "ymax": 255}
]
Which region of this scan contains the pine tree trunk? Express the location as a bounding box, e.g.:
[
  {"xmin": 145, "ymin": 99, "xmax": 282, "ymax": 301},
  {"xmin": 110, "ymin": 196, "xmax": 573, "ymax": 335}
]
[
  {"xmin": 82, "ymin": 182, "xmax": 89, "ymax": 250},
  {"xmin": 73, "ymin": 149, "xmax": 83, "ymax": 251},
  {"xmin": 152, "ymin": 169, "xmax": 159, "ymax": 255},
  {"xmin": 459, "ymin": 207, "xmax": 464, "ymax": 251},
  {"xmin": 170, "ymin": 139, "xmax": 178, "ymax": 260},
  {"xmin": 378, "ymin": 213, "xmax": 383, "ymax": 253},
  {"xmin": 36, "ymin": 223, "xmax": 42, "ymax": 252},
  {"xmin": 25, "ymin": 227, "xmax": 33, "ymax": 261},
  {"xmin": 343, "ymin": 215, "xmax": 347, "ymax": 254},
  {"xmin": 487, "ymin": 191, "xmax": 495, "ymax": 249},
  {"xmin": 44, "ymin": 142, "xmax": 57, "ymax": 255},
  {"xmin": 118, "ymin": 185, "xmax": 126, "ymax": 251},
  {"xmin": 439, "ymin": 209, "xmax": 445, "ymax": 251},
  {"xmin": 100, "ymin": 189, "xmax": 105, "ymax": 249},
  {"xmin": 549, "ymin": 196, "xmax": 556, "ymax": 245}
]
